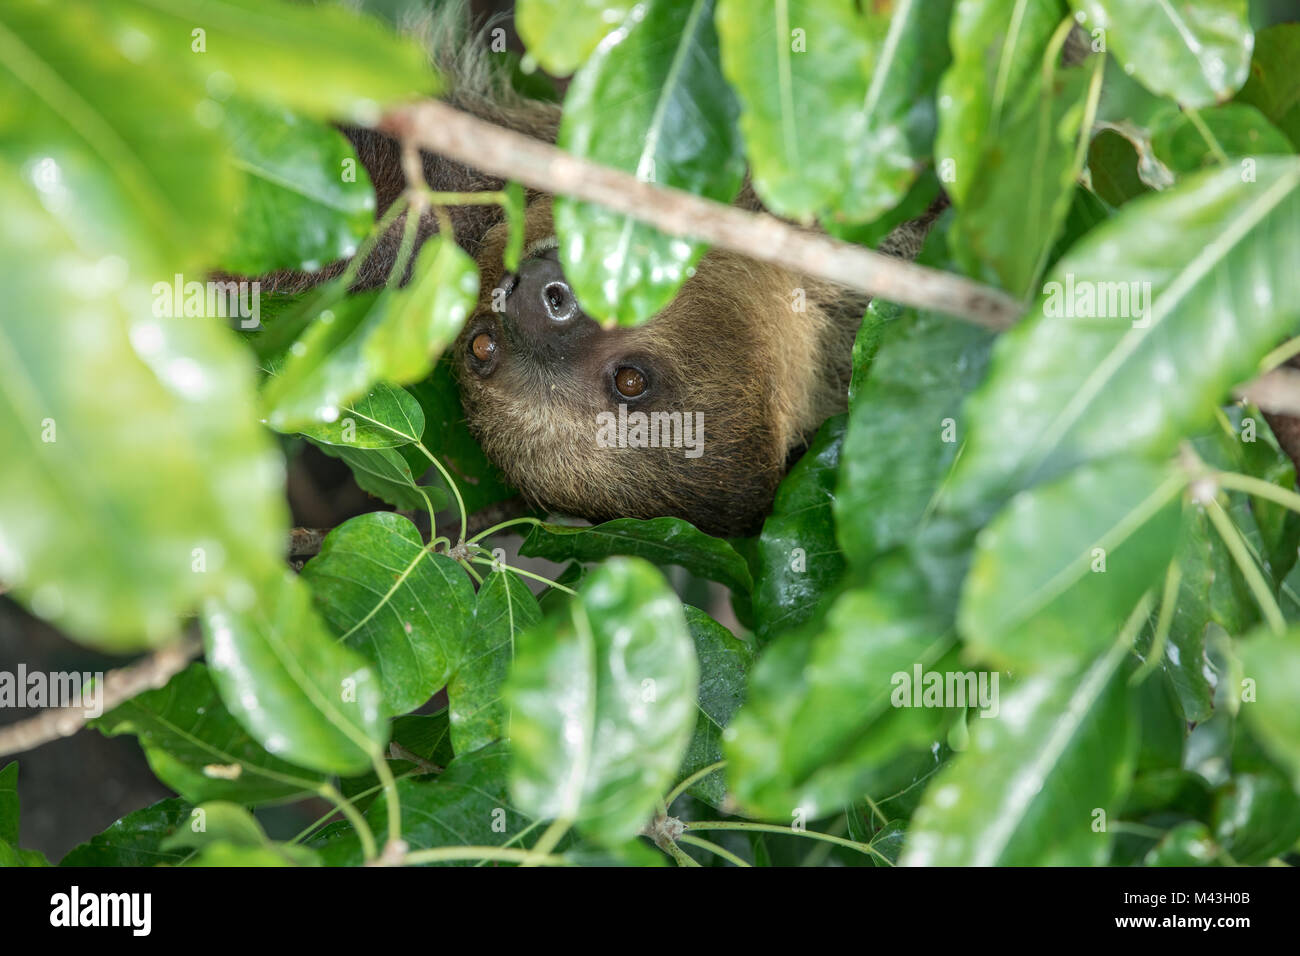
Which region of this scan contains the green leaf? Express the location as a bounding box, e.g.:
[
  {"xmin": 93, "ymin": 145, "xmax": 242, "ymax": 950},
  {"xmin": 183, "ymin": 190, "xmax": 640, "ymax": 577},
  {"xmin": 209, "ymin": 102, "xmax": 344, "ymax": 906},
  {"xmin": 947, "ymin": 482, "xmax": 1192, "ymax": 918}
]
[
  {"xmin": 752, "ymin": 415, "xmax": 846, "ymax": 643},
  {"xmin": 946, "ymin": 159, "xmax": 1300, "ymax": 516},
  {"xmin": 556, "ymin": 0, "xmax": 744, "ymax": 323},
  {"xmin": 1236, "ymin": 629, "xmax": 1300, "ymax": 791},
  {"xmin": 302, "ymin": 512, "xmax": 475, "ymax": 715},
  {"xmin": 515, "ymin": 0, "xmax": 636, "ymax": 75},
  {"xmin": 202, "ymin": 569, "xmax": 389, "ymax": 776},
  {"xmin": 520, "ymin": 517, "xmax": 753, "ymax": 594},
  {"xmin": 94, "ymin": 662, "xmax": 329, "ymax": 804},
  {"xmin": 1212, "ymin": 770, "xmax": 1300, "ymax": 861},
  {"xmin": 0, "ymin": 763, "xmax": 48, "ymax": 867},
  {"xmin": 714, "ymin": 0, "xmax": 870, "ymax": 220},
  {"xmin": 507, "ymin": 558, "xmax": 698, "ymax": 845},
  {"xmin": 1142, "ymin": 820, "xmax": 1218, "ymax": 865},
  {"xmin": 503, "ymin": 181, "xmax": 527, "ymax": 272},
  {"xmin": 218, "ymin": 99, "xmax": 375, "ymax": 275},
  {"xmin": 60, "ymin": 798, "xmax": 193, "ymax": 867},
  {"xmin": 447, "ymin": 570, "xmax": 543, "ymax": 754},
  {"xmin": 728, "ymin": 555, "xmax": 956, "ymax": 820},
  {"xmin": 949, "ymin": 58, "xmax": 1097, "ymax": 294},
  {"xmin": 162, "ymin": 801, "xmax": 319, "ymax": 866},
  {"xmin": 1235, "ymin": 23, "xmax": 1300, "ymax": 149},
  {"xmin": 935, "ymin": 0, "xmax": 1065, "ymax": 209},
  {"xmin": 318, "ymin": 742, "xmax": 535, "ymax": 866},
  {"xmin": 838, "ymin": 0, "xmax": 956, "ymax": 224},
  {"xmin": 292, "ymin": 383, "xmax": 425, "ymax": 449},
  {"xmin": 1151, "ymin": 102, "xmax": 1293, "ymax": 174},
  {"xmin": 1069, "ymin": 0, "xmax": 1253, "ymax": 107},
  {"xmin": 1088, "ymin": 128, "xmax": 1153, "ymax": 206},
  {"xmin": 312, "ymin": 441, "xmax": 445, "ymax": 515},
  {"xmin": 363, "ymin": 236, "xmax": 479, "ymax": 383},
  {"xmin": 676, "ymin": 605, "xmax": 756, "ymax": 808},
  {"xmin": 902, "ymin": 648, "xmax": 1137, "ymax": 865},
  {"xmin": 836, "ymin": 310, "xmax": 995, "ymax": 569},
  {"xmin": 104, "ymin": 0, "xmax": 435, "ymax": 121},
  {"xmin": 959, "ymin": 459, "xmax": 1185, "ymax": 670}
]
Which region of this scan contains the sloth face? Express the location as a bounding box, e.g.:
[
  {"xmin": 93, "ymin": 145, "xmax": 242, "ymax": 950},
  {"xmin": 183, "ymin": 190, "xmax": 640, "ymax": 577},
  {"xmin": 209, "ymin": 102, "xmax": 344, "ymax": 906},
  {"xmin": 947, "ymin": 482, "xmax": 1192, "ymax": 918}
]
[{"xmin": 453, "ymin": 197, "xmax": 851, "ymax": 537}]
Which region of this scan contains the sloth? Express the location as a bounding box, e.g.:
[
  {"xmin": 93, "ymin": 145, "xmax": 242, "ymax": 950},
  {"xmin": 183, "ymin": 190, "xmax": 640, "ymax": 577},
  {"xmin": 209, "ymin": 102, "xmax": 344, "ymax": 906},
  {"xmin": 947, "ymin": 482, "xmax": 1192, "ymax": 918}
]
[{"xmin": 288, "ymin": 17, "xmax": 939, "ymax": 538}]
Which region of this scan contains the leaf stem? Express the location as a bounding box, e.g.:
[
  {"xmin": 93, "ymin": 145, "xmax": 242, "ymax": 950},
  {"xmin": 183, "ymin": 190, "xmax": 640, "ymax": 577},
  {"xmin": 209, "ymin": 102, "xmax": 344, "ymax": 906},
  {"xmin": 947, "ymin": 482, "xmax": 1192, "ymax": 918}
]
[
  {"xmin": 664, "ymin": 760, "xmax": 726, "ymax": 808},
  {"xmin": 468, "ymin": 516, "xmax": 543, "ymax": 544},
  {"xmin": 469, "ymin": 555, "xmax": 577, "ymax": 595},
  {"xmin": 1131, "ymin": 561, "xmax": 1181, "ymax": 686},
  {"xmin": 1183, "ymin": 106, "xmax": 1231, "ymax": 166},
  {"xmin": 661, "ymin": 838, "xmax": 702, "ymax": 867},
  {"xmin": 402, "ymin": 845, "xmax": 571, "ymax": 866},
  {"xmin": 521, "ymin": 816, "xmax": 573, "ymax": 867},
  {"xmin": 414, "ymin": 440, "xmax": 468, "ymax": 544},
  {"xmin": 371, "ymin": 750, "xmax": 403, "ymax": 849},
  {"xmin": 1203, "ymin": 495, "xmax": 1286, "ymax": 634},
  {"xmin": 683, "ymin": 821, "xmax": 889, "ymax": 863},
  {"xmin": 317, "ymin": 784, "xmax": 377, "ymax": 862},
  {"xmin": 1217, "ymin": 470, "xmax": 1300, "ymax": 519},
  {"xmin": 676, "ymin": 833, "xmax": 750, "ymax": 867}
]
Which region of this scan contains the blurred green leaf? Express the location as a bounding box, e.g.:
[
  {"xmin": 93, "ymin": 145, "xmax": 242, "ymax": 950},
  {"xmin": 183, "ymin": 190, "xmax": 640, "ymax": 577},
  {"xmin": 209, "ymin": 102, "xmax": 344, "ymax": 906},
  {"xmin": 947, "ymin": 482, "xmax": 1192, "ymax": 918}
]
[
  {"xmin": 1236, "ymin": 629, "xmax": 1300, "ymax": 791},
  {"xmin": 516, "ymin": 0, "xmax": 635, "ymax": 75},
  {"xmin": 1212, "ymin": 769, "xmax": 1300, "ymax": 861},
  {"xmin": 162, "ymin": 801, "xmax": 319, "ymax": 866},
  {"xmin": 1151, "ymin": 102, "xmax": 1293, "ymax": 174},
  {"xmin": 1235, "ymin": 23, "xmax": 1300, "ymax": 148}
]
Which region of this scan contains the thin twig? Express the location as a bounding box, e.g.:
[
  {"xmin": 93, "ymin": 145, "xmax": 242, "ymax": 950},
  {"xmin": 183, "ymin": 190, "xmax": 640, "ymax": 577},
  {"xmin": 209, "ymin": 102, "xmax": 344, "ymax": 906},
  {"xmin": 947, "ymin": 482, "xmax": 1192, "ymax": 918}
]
[
  {"xmin": 0, "ymin": 635, "xmax": 201, "ymax": 758},
  {"xmin": 376, "ymin": 100, "xmax": 1024, "ymax": 330}
]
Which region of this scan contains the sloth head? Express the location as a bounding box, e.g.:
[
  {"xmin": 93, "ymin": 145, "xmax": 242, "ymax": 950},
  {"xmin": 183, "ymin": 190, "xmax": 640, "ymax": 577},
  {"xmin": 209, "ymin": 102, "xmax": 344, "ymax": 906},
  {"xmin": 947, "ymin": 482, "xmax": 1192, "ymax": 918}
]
[{"xmin": 453, "ymin": 197, "xmax": 858, "ymax": 537}]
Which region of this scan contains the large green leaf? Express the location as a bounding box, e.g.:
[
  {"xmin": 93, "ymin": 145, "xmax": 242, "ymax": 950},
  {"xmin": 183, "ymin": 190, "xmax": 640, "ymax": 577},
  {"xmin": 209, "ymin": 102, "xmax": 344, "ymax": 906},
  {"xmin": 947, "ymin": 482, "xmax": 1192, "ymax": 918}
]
[
  {"xmin": 94, "ymin": 662, "xmax": 329, "ymax": 804},
  {"xmin": 301, "ymin": 512, "xmax": 475, "ymax": 715},
  {"xmin": 60, "ymin": 798, "xmax": 194, "ymax": 867},
  {"xmin": 447, "ymin": 570, "xmax": 543, "ymax": 754},
  {"xmin": 103, "ymin": 0, "xmax": 434, "ymax": 120},
  {"xmin": 675, "ymin": 605, "xmax": 756, "ymax": 808},
  {"xmin": 1150, "ymin": 102, "xmax": 1293, "ymax": 175},
  {"xmin": 556, "ymin": 0, "xmax": 744, "ymax": 324},
  {"xmin": 752, "ymin": 415, "xmax": 846, "ymax": 643},
  {"xmin": 219, "ymin": 99, "xmax": 375, "ymax": 275},
  {"xmin": 946, "ymin": 159, "xmax": 1300, "ymax": 516},
  {"xmin": 1069, "ymin": 0, "xmax": 1252, "ymax": 107},
  {"xmin": 715, "ymin": 0, "xmax": 869, "ymax": 219},
  {"xmin": 902, "ymin": 648, "xmax": 1137, "ymax": 865},
  {"xmin": 515, "ymin": 0, "xmax": 636, "ymax": 75},
  {"xmin": 935, "ymin": 0, "xmax": 1066, "ymax": 208},
  {"xmin": 959, "ymin": 459, "xmax": 1185, "ymax": 670},
  {"xmin": 293, "ymin": 383, "xmax": 425, "ymax": 449},
  {"xmin": 202, "ymin": 569, "xmax": 389, "ymax": 776},
  {"xmin": 506, "ymin": 559, "xmax": 698, "ymax": 845},
  {"xmin": 728, "ymin": 555, "xmax": 956, "ymax": 820},
  {"xmin": 520, "ymin": 517, "xmax": 752, "ymax": 593},
  {"xmin": 836, "ymin": 310, "xmax": 995, "ymax": 569},
  {"xmin": 1235, "ymin": 629, "xmax": 1300, "ymax": 791}
]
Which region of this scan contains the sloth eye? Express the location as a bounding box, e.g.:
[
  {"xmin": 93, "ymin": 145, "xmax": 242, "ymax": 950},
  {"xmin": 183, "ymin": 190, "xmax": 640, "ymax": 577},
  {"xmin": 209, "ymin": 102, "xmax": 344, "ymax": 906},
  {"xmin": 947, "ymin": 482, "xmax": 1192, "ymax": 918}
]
[
  {"xmin": 614, "ymin": 366, "xmax": 647, "ymax": 399},
  {"xmin": 470, "ymin": 331, "xmax": 496, "ymax": 362}
]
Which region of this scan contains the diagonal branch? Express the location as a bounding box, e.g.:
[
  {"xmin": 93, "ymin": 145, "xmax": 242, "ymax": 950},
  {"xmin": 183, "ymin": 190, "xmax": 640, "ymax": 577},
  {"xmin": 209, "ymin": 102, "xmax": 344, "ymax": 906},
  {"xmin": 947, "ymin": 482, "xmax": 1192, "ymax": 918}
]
[{"xmin": 376, "ymin": 99, "xmax": 1024, "ymax": 330}]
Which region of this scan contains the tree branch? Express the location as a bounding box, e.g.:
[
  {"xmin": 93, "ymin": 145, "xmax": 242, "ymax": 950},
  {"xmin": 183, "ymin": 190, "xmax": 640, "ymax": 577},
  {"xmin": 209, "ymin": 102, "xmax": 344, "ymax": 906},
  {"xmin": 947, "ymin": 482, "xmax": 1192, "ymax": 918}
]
[
  {"xmin": 376, "ymin": 100, "xmax": 1023, "ymax": 330},
  {"xmin": 0, "ymin": 635, "xmax": 201, "ymax": 758}
]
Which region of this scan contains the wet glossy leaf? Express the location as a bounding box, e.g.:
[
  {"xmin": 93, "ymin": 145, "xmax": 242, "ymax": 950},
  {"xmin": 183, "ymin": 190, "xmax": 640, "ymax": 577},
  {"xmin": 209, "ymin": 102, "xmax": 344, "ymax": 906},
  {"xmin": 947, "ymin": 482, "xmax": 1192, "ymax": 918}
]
[
  {"xmin": 902, "ymin": 649, "xmax": 1137, "ymax": 865},
  {"xmin": 202, "ymin": 569, "xmax": 388, "ymax": 776},
  {"xmin": 959, "ymin": 459, "xmax": 1184, "ymax": 670},
  {"xmin": 302, "ymin": 512, "xmax": 475, "ymax": 715},
  {"xmin": 60, "ymin": 798, "xmax": 193, "ymax": 867},
  {"xmin": 752, "ymin": 416, "xmax": 846, "ymax": 643},
  {"xmin": 94, "ymin": 662, "xmax": 328, "ymax": 804},
  {"xmin": 447, "ymin": 570, "xmax": 542, "ymax": 754},
  {"xmin": 515, "ymin": 0, "xmax": 635, "ymax": 75},
  {"xmin": 556, "ymin": 0, "xmax": 744, "ymax": 323},
  {"xmin": 946, "ymin": 159, "xmax": 1300, "ymax": 516},
  {"xmin": 507, "ymin": 559, "xmax": 698, "ymax": 845},
  {"xmin": 219, "ymin": 99, "xmax": 375, "ymax": 275},
  {"xmin": 290, "ymin": 383, "xmax": 424, "ymax": 449},
  {"xmin": 520, "ymin": 517, "xmax": 752, "ymax": 593},
  {"xmin": 1069, "ymin": 0, "xmax": 1252, "ymax": 107}
]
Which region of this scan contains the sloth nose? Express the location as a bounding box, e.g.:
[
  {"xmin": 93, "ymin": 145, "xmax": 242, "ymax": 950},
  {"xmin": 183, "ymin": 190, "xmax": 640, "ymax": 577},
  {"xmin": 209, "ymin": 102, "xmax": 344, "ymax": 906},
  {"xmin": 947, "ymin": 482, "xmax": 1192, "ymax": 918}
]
[{"xmin": 505, "ymin": 253, "xmax": 581, "ymax": 332}]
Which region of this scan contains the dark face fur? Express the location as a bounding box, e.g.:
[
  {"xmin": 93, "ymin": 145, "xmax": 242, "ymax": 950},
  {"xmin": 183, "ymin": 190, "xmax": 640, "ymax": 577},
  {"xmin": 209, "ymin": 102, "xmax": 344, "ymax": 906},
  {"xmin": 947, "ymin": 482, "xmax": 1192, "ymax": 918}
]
[{"xmin": 454, "ymin": 198, "xmax": 857, "ymax": 537}]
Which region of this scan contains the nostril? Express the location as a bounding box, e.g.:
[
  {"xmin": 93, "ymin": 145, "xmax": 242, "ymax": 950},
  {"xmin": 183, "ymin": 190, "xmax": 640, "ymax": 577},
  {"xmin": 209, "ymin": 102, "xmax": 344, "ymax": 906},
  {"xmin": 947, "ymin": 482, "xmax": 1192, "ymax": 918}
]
[{"xmin": 542, "ymin": 281, "xmax": 574, "ymax": 321}]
